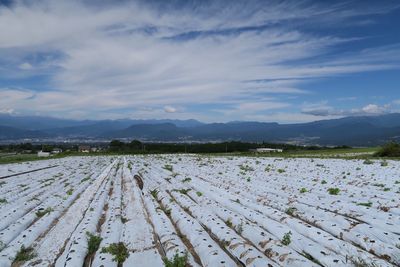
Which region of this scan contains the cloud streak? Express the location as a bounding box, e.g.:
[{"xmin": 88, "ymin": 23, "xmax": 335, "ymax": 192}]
[
  {"xmin": 0, "ymin": 0, "xmax": 399, "ymax": 121},
  {"xmin": 301, "ymin": 102, "xmax": 392, "ymax": 117}
]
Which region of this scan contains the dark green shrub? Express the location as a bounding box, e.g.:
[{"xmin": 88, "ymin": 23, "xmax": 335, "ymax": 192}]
[
  {"xmin": 299, "ymin": 188, "xmax": 308, "ymax": 193},
  {"xmin": 150, "ymin": 189, "xmax": 159, "ymax": 199},
  {"xmin": 363, "ymin": 159, "xmax": 373, "ymax": 165},
  {"xmin": 14, "ymin": 246, "xmax": 36, "ymax": 262},
  {"xmin": 282, "ymin": 231, "xmax": 292, "ymax": 245},
  {"xmin": 101, "ymin": 242, "xmax": 129, "ymax": 264},
  {"xmin": 285, "ymin": 207, "xmax": 297, "ymax": 216},
  {"xmin": 86, "ymin": 232, "xmax": 102, "ymax": 254},
  {"xmin": 327, "ymin": 188, "xmax": 340, "ymax": 195},
  {"xmin": 163, "ymin": 251, "xmax": 188, "ymax": 267},
  {"xmin": 375, "ymin": 142, "xmax": 400, "ymax": 157},
  {"xmin": 35, "ymin": 207, "xmax": 53, "ymax": 217},
  {"xmin": 357, "ymin": 202, "xmax": 372, "ymax": 207},
  {"xmin": 163, "ymin": 165, "xmax": 173, "ymax": 172}
]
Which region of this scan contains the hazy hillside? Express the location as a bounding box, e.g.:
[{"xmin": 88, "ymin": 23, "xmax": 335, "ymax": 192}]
[
  {"xmin": 0, "ymin": 125, "xmax": 51, "ymax": 140},
  {"xmin": 1, "ymin": 114, "xmax": 400, "ymax": 146}
]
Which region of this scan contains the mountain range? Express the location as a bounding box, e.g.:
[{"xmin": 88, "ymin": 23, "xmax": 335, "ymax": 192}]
[{"xmin": 1, "ymin": 113, "xmax": 400, "ymax": 146}]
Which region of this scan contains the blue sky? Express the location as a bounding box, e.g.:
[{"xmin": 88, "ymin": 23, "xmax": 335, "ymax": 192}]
[{"xmin": 0, "ymin": 0, "xmax": 399, "ymax": 123}]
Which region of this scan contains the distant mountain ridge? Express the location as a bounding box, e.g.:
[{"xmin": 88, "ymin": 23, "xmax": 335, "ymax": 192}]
[
  {"xmin": 0, "ymin": 114, "xmax": 203, "ymax": 131},
  {"xmin": 1, "ymin": 113, "xmax": 400, "ymax": 146},
  {"xmin": 0, "ymin": 125, "xmax": 50, "ymax": 140}
]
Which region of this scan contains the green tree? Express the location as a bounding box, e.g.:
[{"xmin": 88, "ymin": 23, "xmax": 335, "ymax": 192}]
[
  {"xmin": 109, "ymin": 140, "xmax": 125, "ymax": 152},
  {"xmin": 128, "ymin": 140, "xmax": 142, "ymax": 150}
]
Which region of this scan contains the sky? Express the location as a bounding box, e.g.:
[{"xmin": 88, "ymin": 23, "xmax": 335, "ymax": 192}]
[{"xmin": 0, "ymin": 0, "xmax": 399, "ymax": 123}]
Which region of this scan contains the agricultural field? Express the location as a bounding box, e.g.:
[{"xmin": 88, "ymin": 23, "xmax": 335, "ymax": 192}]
[{"xmin": 0, "ymin": 155, "xmax": 399, "ymax": 267}]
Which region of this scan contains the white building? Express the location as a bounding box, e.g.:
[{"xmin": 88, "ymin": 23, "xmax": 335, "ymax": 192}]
[
  {"xmin": 51, "ymin": 148, "xmax": 62, "ymax": 154},
  {"xmin": 251, "ymin": 148, "xmax": 283, "ymax": 153},
  {"xmin": 37, "ymin": 151, "xmax": 51, "ymax": 157}
]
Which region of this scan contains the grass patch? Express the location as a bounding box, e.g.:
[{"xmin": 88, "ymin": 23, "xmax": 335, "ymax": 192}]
[
  {"xmin": 161, "ymin": 206, "xmax": 172, "ymax": 216},
  {"xmin": 233, "ymin": 198, "xmax": 241, "ymax": 204},
  {"xmin": 327, "ymin": 188, "xmax": 340, "ymax": 195},
  {"xmin": 163, "ymin": 251, "xmax": 189, "ymax": 267},
  {"xmin": 236, "ymin": 221, "xmax": 243, "ymax": 234},
  {"xmin": 35, "ymin": 207, "xmax": 53, "ymax": 217},
  {"xmin": 299, "ymin": 188, "xmax": 308, "ymax": 194},
  {"xmin": 0, "ymin": 154, "xmax": 50, "ymax": 165},
  {"xmin": 86, "ymin": 232, "xmax": 103, "ymax": 254},
  {"xmin": 163, "ymin": 165, "xmax": 173, "ymax": 172},
  {"xmin": 14, "ymin": 245, "xmax": 36, "ymax": 262},
  {"xmin": 301, "ymin": 251, "xmax": 322, "ymax": 266},
  {"xmin": 150, "ymin": 189, "xmax": 159, "ymax": 199},
  {"xmin": 349, "ymin": 256, "xmax": 380, "ymax": 267},
  {"xmin": 239, "ymin": 164, "xmax": 254, "ymax": 172},
  {"xmin": 281, "ymin": 231, "xmax": 292, "ymax": 246},
  {"xmin": 285, "ymin": 207, "xmax": 297, "ymax": 216},
  {"xmin": 81, "ymin": 177, "xmax": 91, "ymax": 183},
  {"xmin": 196, "ymin": 191, "xmax": 203, "ymax": 197},
  {"xmin": 357, "ymin": 202, "xmax": 373, "ymax": 207},
  {"xmin": 363, "ymin": 159, "xmax": 374, "ymax": 165},
  {"xmin": 175, "ymin": 188, "xmax": 191, "ymax": 195}
]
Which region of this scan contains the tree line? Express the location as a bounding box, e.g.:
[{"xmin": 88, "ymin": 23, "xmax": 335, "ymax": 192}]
[
  {"xmin": 107, "ymin": 140, "xmax": 350, "ymax": 154},
  {"xmin": 0, "ymin": 140, "xmax": 353, "ymax": 154}
]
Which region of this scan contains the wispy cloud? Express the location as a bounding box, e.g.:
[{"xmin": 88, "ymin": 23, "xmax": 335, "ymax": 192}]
[
  {"xmin": 301, "ymin": 102, "xmax": 392, "ymax": 117},
  {"xmin": 0, "ymin": 0, "xmax": 399, "ymax": 121},
  {"xmin": 18, "ymin": 62, "xmax": 33, "ymax": 70}
]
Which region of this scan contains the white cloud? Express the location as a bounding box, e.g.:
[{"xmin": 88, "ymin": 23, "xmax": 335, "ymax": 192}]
[
  {"xmin": 361, "ymin": 104, "xmax": 387, "ymax": 114},
  {"xmin": 240, "ymin": 102, "xmax": 288, "ymax": 111},
  {"xmin": 243, "ymin": 112, "xmax": 340, "ymax": 124},
  {"xmin": 18, "ymin": 62, "xmax": 33, "ymax": 70},
  {"xmin": 0, "ymin": 108, "xmax": 15, "ymax": 114},
  {"xmin": 337, "ymin": 96, "xmax": 357, "ymax": 101},
  {"xmin": 164, "ymin": 105, "xmax": 177, "ymax": 113},
  {"xmin": 0, "ymin": 0, "xmax": 399, "ymax": 121},
  {"xmin": 393, "ymin": 99, "xmax": 400, "ymax": 105},
  {"xmin": 0, "ymin": 89, "xmax": 35, "ymax": 106},
  {"xmin": 302, "ymin": 102, "xmax": 391, "ymax": 117}
]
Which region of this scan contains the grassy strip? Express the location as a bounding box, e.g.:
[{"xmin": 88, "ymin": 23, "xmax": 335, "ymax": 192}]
[{"xmin": 2, "ymin": 145, "xmax": 398, "ymax": 164}]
